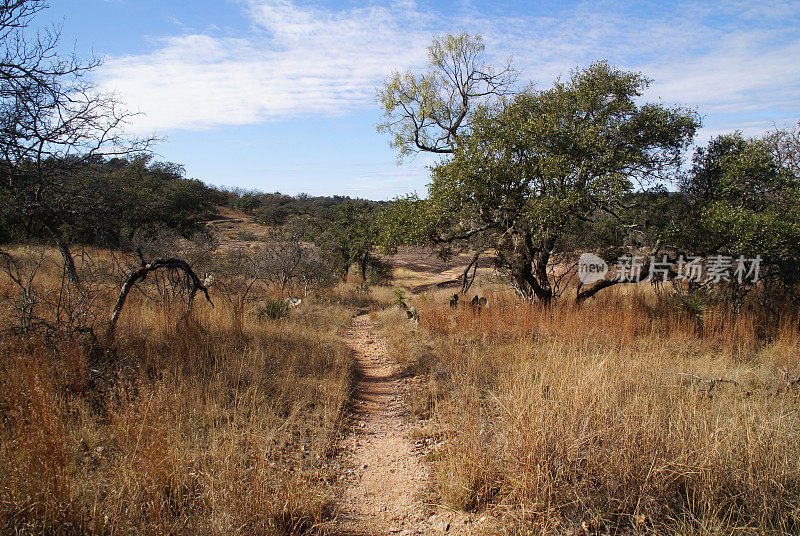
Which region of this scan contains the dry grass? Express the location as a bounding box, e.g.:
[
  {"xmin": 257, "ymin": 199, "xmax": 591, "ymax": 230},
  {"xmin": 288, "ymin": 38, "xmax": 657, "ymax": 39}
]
[
  {"xmin": 205, "ymin": 207, "xmax": 276, "ymax": 251},
  {"xmin": 0, "ymin": 250, "xmax": 374, "ymax": 535},
  {"xmin": 5, "ymin": 242, "xmax": 800, "ymax": 535},
  {"xmin": 380, "ymin": 285, "xmax": 800, "ymax": 535}
]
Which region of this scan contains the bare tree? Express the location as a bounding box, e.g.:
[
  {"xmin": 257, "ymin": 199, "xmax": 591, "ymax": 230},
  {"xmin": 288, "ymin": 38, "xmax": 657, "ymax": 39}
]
[
  {"xmin": 1, "ymin": 245, "xmax": 109, "ymax": 342},
  {"xmin": 256, "ymin": 239, "xmax": 308, "ymax": 297},
  {"xmin": 0, "ymin": 0, "xmax": 153, "ymax": 282},
  {"xmin": 211, "ymin": 248, "xmax": 267, "ymax": 307},
  {"xmin": 764, "ymin": 121, "xmax": 800, "ymax": 177}
]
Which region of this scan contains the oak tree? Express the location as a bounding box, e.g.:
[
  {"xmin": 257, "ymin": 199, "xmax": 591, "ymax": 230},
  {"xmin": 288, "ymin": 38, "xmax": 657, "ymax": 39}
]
[{"xmin": 380, "ymin": 38, "xmax": 698, "ymax": 303}]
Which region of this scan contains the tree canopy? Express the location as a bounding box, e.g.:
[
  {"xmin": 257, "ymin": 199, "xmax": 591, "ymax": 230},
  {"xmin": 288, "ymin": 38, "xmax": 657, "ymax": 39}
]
[
  {"xmin": 377, "ymin": 33, "xmax": 515, "ymax": 158},
  {"xmin": 380, "ymin": 40, "xmax": 699, "ymax": 303},
  {"xmin": 671, "ymin": 129, "xmax": 800, "ymax": 307}
]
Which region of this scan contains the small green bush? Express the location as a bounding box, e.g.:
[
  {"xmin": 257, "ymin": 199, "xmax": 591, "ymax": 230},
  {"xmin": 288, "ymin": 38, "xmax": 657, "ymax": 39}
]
[
  {"xmin": 259, "ymin": 298, "xmax": 288, "ymax": 320},
  {"xmin": 391, "ymin": 288, "xmax": 407, "ymax": 308}
]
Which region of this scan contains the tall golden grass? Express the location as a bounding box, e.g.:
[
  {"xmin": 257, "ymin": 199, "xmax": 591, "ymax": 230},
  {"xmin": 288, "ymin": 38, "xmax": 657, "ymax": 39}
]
[
  {"xmin": 0, "ymin": 250, "xmax": 383, "ymax": 535},
  {"xmin": 380, "ymin": 285, "xmax": 800, "ymax": 534}
]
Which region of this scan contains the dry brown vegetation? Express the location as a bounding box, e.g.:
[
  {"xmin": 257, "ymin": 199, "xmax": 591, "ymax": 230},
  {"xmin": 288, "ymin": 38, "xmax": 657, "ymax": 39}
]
[
  {"xmin": 0, "ymin": 248, "xmax": 391, "ymax": 535},
  {"xmin": 380, "ymin": 283, "xmax": 800, "ymax": 535},
  {"xmin": 206, "ymin": 207, "xmax": 279, "ymax": 251},
  {"xmin": 3, "ymin": 242, "xmax": 800, "ymax": 535}
]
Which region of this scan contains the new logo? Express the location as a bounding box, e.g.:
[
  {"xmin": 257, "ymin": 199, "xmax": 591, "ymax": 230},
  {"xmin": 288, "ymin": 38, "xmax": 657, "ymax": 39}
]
[{"xmin": 578, "ymin": 253, "xmax": 609, "ymax": 285}]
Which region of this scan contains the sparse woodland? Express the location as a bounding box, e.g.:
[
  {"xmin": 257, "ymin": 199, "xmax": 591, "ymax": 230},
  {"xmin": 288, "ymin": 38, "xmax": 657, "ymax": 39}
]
[{"xmin": 1, "ymin": 2, "xmax": 799, "ymax": 535}]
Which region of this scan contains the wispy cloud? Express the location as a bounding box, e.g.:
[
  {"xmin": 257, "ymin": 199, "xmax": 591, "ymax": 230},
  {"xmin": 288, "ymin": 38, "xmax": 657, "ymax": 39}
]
[
  {"xmin": 100, "ymin": 0, "xmax": 800, "ymax": 136},
  {"xmin": 102, "ymin": 0, "xmax": 438, "ymax": 132}
]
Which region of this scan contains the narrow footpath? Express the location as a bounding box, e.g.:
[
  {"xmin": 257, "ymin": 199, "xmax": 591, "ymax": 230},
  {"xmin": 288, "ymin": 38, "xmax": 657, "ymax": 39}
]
[
  {"xmin": 327, "ymin": 313, "xmax": 487, "ymax": 536},
  {"xmin": 328, "ymin": 313, "xmax": 431, "ymax": 535}
]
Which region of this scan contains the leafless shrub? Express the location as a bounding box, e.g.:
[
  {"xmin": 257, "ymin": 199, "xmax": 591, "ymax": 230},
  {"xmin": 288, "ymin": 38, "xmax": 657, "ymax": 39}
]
[
  {"xmin": 1, "ymin": 245, "xmax": 109, "ymax": 343},
  {"xmin": 211, "ymin": 231, "xmax": 337, "ymax": 306}
]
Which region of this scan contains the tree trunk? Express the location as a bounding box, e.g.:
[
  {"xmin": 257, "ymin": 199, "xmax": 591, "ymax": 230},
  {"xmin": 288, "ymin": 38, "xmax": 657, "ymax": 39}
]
[
  {"xmin": 359, "ymin": 253, "xmax": 368, "ymax": 285},
  {"xmin": 509, "ymin": 231, "xmax": 554, "ymax": 305},
  {"xmin": 50, "ymin": 227, "xmax": 80, "ymax": 286},
  {"xmin": 574, "ymin": 262, "xmax": 652, "ymax": 306},
  {"xmin": 575, "ymin": 279, "xmax": 618, "ymax": 305},
  {"xmin": 461, "ymin": 251, "xmax": 480, "ymax": 294}
]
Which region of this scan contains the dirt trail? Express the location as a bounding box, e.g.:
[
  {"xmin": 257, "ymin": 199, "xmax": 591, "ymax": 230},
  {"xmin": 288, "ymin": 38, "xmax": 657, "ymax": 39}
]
[
  {"xmin": 327, "ymin": 313, "xmax": 487, "ymax": 536},
  {"xmin": 328, "ymin": 313, "xmax": 432, "ymax": 535}
]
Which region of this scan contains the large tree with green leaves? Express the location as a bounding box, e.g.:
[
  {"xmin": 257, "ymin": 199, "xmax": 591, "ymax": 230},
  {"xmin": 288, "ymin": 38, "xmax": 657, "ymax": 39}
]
[
  {"xmin": 672, "ymin": 129, "xmax": 800, "ymax": 308},
  {"xmin": 380, "ymin": 36, "xmax": 698, "ymax": 303}
]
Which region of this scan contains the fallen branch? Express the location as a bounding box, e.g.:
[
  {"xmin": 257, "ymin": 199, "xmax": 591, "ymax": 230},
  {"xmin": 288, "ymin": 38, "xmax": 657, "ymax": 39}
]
[{"xmin": 106, "ymin": 257, "xmax": 213, "ymax": 342}]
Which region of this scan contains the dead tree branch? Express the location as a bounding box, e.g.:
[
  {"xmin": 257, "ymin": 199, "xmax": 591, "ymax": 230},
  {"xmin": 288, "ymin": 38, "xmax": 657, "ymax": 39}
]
[
  {"xmin": 461, "ymin": 249, "xmax": 481, "ymax": 294},
  {"xmin": 105, "ymin": 257, "xmax": 213, "ymax": 341}
]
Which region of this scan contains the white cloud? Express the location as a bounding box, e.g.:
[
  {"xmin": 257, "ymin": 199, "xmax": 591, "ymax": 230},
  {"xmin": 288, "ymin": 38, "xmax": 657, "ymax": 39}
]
[
  {"xmin": 646, "ymin": 34, "xmax": 800, "ymax": 113},
  {"xmin": 102, "ymin": 0, "xmax": 438, "ymax": 132},
  {"xmin": 337, "ymin": 167, "xmax": 431, "ymax": 199},
  {"xmin": 100, "ymin": 0, "xmax": 800, "ymax": 138}
]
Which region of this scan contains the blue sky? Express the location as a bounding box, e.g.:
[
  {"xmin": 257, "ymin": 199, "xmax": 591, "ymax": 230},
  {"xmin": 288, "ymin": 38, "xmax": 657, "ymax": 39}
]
[{"xmin": 47, "ymin": 0, "xmax": 799, "ymax": 199}]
